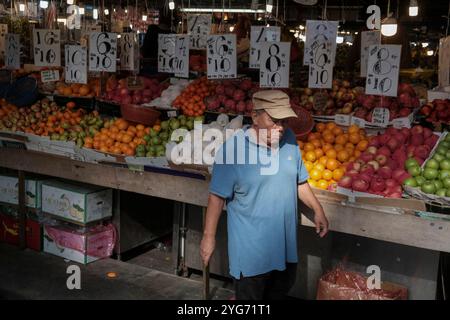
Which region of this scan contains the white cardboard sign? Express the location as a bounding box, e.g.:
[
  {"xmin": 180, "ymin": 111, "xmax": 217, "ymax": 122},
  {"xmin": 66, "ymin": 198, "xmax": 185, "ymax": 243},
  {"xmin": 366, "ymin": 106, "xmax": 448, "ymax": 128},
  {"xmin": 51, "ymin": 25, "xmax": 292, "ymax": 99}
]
[
  {"xmin": 360, "ymin": 30, "xmax": 381, "ymax": 77},
  {"xmin": 207, "ymin": 34, "xmax": 237, "ymax": 80},
  {"xmin": 89, "ymin": 32, "xmax": 117, "ymax": 72},
  {"xmin": 174, "ymin": 35, "xmax": 189, "ymax": 78},
  {"xmin": 5, "ymin": 34, "xmax": 20, "ymax": 70},
  {"xmin": 304, "ymin": 20, "xmax": 338, "ymax": 66},
  {"xmin": 120, "ymin": 33, "xmax": 138, "ymax": 71},
  {"xmin": 365, "ymin": 44, "xmax": 401, "ymax": 97},
  {"xmin": 33, "ymin": 29, "xmax": 61, "ymax": 67},
  {"xmin": 0, "ymin": 24, "xmax": 7, "ymax": 58},
  {"xmin": 187, "ymin": 14, "xmax": 211, "ymax": 49},
  {"xmin": 41, "ymin": 70, "xmax": 60, "ymax": 83},
  {"xmin": 249, "ymin": 26, "xmax": 281, "ymax": 69},
  {"xmin": 372, "ymin": 107, "xmax": 390, "ymax": 126},
  {"xmin": 438, "ymin": 36, "xmax": 450, "ymax": 87},
  {"xmin": 158, "ymin": 34, "xmax": 176, "ymax": 73},
  {"xmin": 259, "ymin": 41, "xmax": 290, "ymax": 88},
  {"xmin": 308, "ymin": 41, "xmax": 334, "ymax": 89},
  {"xmin": 65, "ymin": 45, "xmax": 87, "ymax": 84}
]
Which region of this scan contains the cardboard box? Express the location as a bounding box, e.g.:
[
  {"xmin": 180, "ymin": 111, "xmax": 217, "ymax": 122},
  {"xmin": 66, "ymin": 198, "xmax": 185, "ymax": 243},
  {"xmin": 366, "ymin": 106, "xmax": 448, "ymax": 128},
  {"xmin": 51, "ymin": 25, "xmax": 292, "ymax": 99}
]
[
  {"xmin": 43, "ymin": 223, "xmax": 116, "ymax": 264},
  {"xmin": 41, "ymin": 180, "xmax": 113, "ymax": 224},
  {"xmin": 427, "ymin": 86, "xmax": 450, "ymax": 102},
  {"xmin": 0, "ymin": 213, "xmax": 42, "ymax": 251},
  {"xmin": 0, "ymin": 175, "xmax": 43, "ymax": 208}
]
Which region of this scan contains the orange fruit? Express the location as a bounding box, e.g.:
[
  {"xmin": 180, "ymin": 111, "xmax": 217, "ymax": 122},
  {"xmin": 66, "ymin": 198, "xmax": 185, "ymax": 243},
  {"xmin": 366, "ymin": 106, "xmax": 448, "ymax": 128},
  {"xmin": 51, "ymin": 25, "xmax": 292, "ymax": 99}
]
[
  {"xmin": 316, "ymin": 123, "xmax": 326, "ymax": 133},
  {"xmin": 322, "ymin": 169, "xmax": 333, "ymax": 181},
  {"xmin": 305, "ymin": 151, "xmax": 317, "ymax": 162},
  {"xmin": 349, "ymin": 133, "xmax": 361, "ymax": 145},
  {"xmin": 359, "ymin": 129, "xmax": 366, "ymax": 137},
  {"xmin": 325, "ymin": 149, "xmax": 337, "ymax": 159},
  {"xmin": 298, "ymin": 141, "xmax": 305, "ymax": 149},
  {"xmin": 323, "ymin": 133, "xmax": 335, "ymax": 144},
  {"xmin": 353, "ymin": 150, "xmax": 361, "ymax": 158},
  {"xmin": 345, "ymin": 142, "xmax": 355, "ymax": 150},
  {"xmin": 326, "ymin": 122, "xmax": 337, "ymax": 131},
  {"xmin": 326, "ymin": 158, "xmax": 340, "ymax": 171},
  {"xmin": 348, "ymin": 124, "xmax": 360, "ymax": 134},
  {"xmin": 308, "ymin": 179, "xmax": 318, "ymax": 188},
  {"xmin": 356, "ymin": 140, "xmax": 369, "ymax": 151},
  {"xmin": 311, "ymin": 139, "xmax": 322, "ymax": 148},
  {"xmin": 136, "ymin": 124, "xmax": 145, "ymax": 131},
  {"xmin": 304, "ymin": 161, "xmax": 314, "ymax": 172},
  {"xmin": 310, "ymin": 169, "xmax": 322, "ymax": 181},
  {"xmin": 334, "ymin": 144, "xmax": 344, "ymax": 152},
  {"xmin": 322, "ymin": 143, "xmax": 333, "ymax": 153},
  {"xmin": 333, "ymin": 168, "xmax": 345, "ymax": 181},
  {"xmin": 317, "ymin": 179, "xmax": 329, "ymax": 190},
  {"xmin": 314, "ymin": 148, "xmax": 324, "ymax": 159},
  {"xmin": 99, "ymin": 146, "xmax": 109, "ymax": 153},
  {"xmin": 304, "ymin": 143, "xmax": 315, "ymax": 152},
  {"xmin": 122, "ymin": 134, "xmax": 132, "ymax": 143},
  {"xmin": 318, "ymin": 156, "xmax": 328, "ymax": 166},
  {"xmin": 314, "ymin": 163, "xmax": 326, "ymax": 172},
  {"xmin": 337, "ymin": 150, "xmax": 350, "ymax": 162},
  {"xmin": 332, "ymin": 127, "xmax": 344, "ymax": 136},
  {"xmin": 335, "ymin": 134, "xmax": 348, "ymax": 145},
  {"xmin": 349, "ymin": 156, "xmax": 356, "ymax": 162}
]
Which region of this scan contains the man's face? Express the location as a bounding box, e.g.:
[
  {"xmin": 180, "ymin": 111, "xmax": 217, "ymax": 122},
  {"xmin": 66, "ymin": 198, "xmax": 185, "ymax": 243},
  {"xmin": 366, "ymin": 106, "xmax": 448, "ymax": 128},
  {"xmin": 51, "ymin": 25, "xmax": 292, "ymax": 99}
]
[{"xmin": 252, "ymin": 110, "xmax": 288, "ymax": 145}]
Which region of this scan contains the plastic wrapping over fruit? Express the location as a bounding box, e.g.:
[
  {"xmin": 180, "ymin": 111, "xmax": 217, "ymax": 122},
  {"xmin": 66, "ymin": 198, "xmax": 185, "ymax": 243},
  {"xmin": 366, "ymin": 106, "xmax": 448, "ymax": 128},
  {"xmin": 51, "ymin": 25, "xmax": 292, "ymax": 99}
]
[{"xmin": 316, "ymin": 267, "xmax": 407, "ymax": 300}]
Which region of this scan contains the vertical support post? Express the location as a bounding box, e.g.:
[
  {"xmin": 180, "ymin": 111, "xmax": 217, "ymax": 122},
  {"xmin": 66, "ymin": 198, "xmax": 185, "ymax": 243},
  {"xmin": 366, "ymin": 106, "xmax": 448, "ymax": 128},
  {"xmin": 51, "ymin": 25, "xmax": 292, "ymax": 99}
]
[
  {"xmin": 202, "ymin": 207, "xmax": 210, "ymax": 300},
  {"xmin": 18, "ymin": 170, "xmax": 26, "ymax": 249}
]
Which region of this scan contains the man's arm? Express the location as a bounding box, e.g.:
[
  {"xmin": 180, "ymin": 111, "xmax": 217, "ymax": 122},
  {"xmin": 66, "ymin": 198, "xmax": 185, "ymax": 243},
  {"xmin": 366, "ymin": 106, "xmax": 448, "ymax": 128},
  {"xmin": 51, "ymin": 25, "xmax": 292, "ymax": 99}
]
[
  {"xmin": 298, "ymin": 183, "xmax": 329, "ymax": 238},
  {"xmin": 200, "ymin": 193, "xmax": 225, "ymax": 266}
]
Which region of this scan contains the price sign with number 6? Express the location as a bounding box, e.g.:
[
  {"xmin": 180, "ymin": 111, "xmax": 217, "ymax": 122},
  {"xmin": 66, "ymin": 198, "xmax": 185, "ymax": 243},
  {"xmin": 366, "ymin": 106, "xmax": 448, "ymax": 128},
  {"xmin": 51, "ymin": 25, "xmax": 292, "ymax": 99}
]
[
  {"xmin": 33, "ymin": 29, "xmax": 61, "ymax": 67},
  {"xmin": 207, "ymin": 34, "xmax": 237, "ymax": 80},
  {"xmin": 89, "ymin": 32, "xmax": 117, "ymax": 72},
  {"xmin": 259, "ymin": 42, "xmax": 290, "ymax": 88}
]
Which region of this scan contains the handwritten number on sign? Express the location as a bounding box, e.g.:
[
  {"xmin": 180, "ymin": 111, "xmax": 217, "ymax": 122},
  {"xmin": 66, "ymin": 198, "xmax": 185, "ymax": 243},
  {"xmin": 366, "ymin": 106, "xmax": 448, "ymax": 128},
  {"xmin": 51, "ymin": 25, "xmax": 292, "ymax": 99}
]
[
  {"xmin": 265, "ymin": 44, "xmax": 282, "ymax": 85},
  {"xmin": 373, "ymin": 48, "xmax": 393, "ymax": 93}
]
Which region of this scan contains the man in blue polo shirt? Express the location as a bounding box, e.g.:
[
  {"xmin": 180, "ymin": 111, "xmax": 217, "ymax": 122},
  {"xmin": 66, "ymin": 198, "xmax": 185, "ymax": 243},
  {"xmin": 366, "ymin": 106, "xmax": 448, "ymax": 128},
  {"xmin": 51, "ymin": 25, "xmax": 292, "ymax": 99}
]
[{"xmin": 200, "ymin": 90, "xmax": 329, "ymax": 300}]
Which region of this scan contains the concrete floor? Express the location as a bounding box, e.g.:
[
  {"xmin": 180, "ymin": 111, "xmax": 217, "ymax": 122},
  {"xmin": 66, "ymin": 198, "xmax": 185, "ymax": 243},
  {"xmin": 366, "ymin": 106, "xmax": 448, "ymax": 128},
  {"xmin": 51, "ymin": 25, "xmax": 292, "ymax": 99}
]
[{"xmin": 0, "ymin": 243, "xmax": 234, "ymax": 300}]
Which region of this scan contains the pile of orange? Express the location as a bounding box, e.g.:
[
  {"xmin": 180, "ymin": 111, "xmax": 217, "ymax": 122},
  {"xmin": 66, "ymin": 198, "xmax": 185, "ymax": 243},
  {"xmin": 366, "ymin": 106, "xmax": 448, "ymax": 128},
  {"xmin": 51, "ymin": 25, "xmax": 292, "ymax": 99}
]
[
  {"xmin": 299, "ymin": 123, "xmax": 369, "ymax": 190},
  {"xmin": 0, "ymin": 100, "xmax": 18, "ymax": 119},
  {"xmin": 55, "ymin": 79, "xmax": 100, "ymax": 97},
  {"xmin": 87, "ymin": 118, "xmax": 157, "ymax": 156},
  {"xmin": 172, "ymin": 77, "xmax": 216, "ymax": 117}
]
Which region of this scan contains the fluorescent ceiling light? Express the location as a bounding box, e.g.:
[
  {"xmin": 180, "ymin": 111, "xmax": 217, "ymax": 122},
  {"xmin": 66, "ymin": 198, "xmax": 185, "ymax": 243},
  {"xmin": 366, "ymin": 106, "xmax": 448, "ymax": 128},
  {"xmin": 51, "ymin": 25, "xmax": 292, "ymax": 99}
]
[
  {"xmin": 67, "ymin": 0, "xmax": 74, "ymax": 4},
  {"xmin": 427, "ymin": 50, "xmax": 434, "ymax": 56},
  {"xmin": 93, "ymin": 8, "xmax": 98, "ymax": 19},
  {"xmin": 336, "ymin": 36, "xmax": 344, "ymax": 44},
  {"xmin": 39, "ymin": 1, "xmax": 48, "ymax": 9},
  {"xmin": 421, "ymin": 42, "xmax": 429, "ymax": 48},
  {"xmin": 409, "ymin": 0, "xmax": 418, "ymax": 16},
  {"xmin": 79, "ymin": 7, "xmax": 85, "ymax": 14},
  {"xmin": 19, "ymin": 4, "xmax": 26, "ymax": 11},
  {"xmin": 381, "ymin": 16, "xmax": 397, "ymax": 37},
  {"xmin": 142, "ymin": 15, "xmax": 147, "ymax": 21},
  {"xmin": 180, "ymin": 8, "xmax": 266, "ymax": 13},
  {"xmin": 169, "ymin": 1, "xmax": 175, "ymax": 10},
  {"xmin": 104, "ymin": 9, "xmax": 109, "ymax": 15}
]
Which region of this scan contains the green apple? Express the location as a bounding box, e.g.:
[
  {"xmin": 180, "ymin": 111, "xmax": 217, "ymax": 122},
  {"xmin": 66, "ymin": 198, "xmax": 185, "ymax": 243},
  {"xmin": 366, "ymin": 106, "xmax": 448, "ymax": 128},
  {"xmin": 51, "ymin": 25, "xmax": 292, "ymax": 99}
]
[
  {"xmin": 436, "ymin": 189, "xmax": 447, "ymax": 197},
  {"xmin": 160, "ymin": 121, "xmax": 169, "ymax": 130},
  {"xmin": 434, "ymin": 180, "xmax": 444, "ymax": 190},
  {"xmin": 405, "ymin": 158, "xmax": 420, "ymax": 169},
  {"xmin": 408, "ymin": 165, "xmax": 422, "ymax": 177},
  {"xmin": 447, "ymin": 189, "xmax": 450, "ymax": 197},
  {"xmin": 403, "ymin": 177, "xmax": 418, "ymax": 187},
  {"xmin": 443, "ymin": 177, "xmax": 450, "ymax": 189},
  {"xmin": 433, "ymin": 154, "xmax": 445, "ymax": 163},
  {"xmin": 436, "ymin": 146, "xmax": 448, "ymax": 156},
  {"xmin": 445, "ymin": 134, "xmax": 450, "ymax": 143},
  {"xmin": 440, "ymin": 170, "xmax": 450, "ymax": 180},
  {"xmin": 446, "ymin": 150, "xmax": 450, "ymax": 159},
  {"xmin": 423, "ymin": 168, "xmax": 439, "ymax": 180},
  {"xmin": 421, "ymin": 181, "xmax": 436, "ymax": 194},
  {"xmin": 440, "ymin": 159, "xmax": 450, "ymax": 170},
  {"xmin": 425, "ymin": 159, "xmax": 439, "ymax": 170},
  {"xmin": 440, "ymin": 141, "xmax": 450, "ymax": 149},
  {"xmin": 415, "ymin": 176, "xmax": 426, "ymax": 186}
]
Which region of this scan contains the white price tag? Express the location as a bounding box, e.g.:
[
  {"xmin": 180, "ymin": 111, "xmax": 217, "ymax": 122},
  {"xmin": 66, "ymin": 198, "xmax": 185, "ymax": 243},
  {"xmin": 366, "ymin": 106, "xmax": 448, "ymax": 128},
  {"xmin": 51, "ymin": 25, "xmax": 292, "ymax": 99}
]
[
  {"xmin": 158, "ymin": 34, "xmax": 176, "ymax": 73},
  {"xmin": 89, "ymin": 32, "xmax": 117, "ymax": 72},
  {"xmin": 352, "ymin": 117, "xmax": 366, "ymax": 128},
  {"xmin": 438, "ymin": 36, "xmax": 450, "ymax": 87},
  {"xmin": 372, "ymin": 107, "xmax": 390, "ymax": 126},
  {"xmin": 0, "ymin": 24, "xmax": 7, "ymax": 58},
  {"xmin": 335, "ymin": 114, "xmax": 350, "ymax": 126},
  {"xmin": 174, "ymin": 35, "xmax": 189, "ymax": 78},
  {"xmin": 33, "ymin": 29, "xmax": 61, "ymax": 67},
  {"xmin": 65, "ymin": 45, "xmax": 87, "ymax": 84},
  {"xmin": 206, "ymin": 34, "xmax": 237, "ymax": 80},
  {"xmin": 259, "ymin": 42, "xmax": 290, "ymax": 88},
  {"xmin": 313, "ymin": 91, "xmax": 328, "ymax": 111},
  {"xmin": 5, "ymin": 34, "xmax": 20, "ymax": 70},
  {"xmin": 120, "ymin": 33, "xmax": 138, "ymax": 71},
  {"xmin": 66, "ymin": 5, "xmax": 81, "ymax": 30},
  {"xmin": 365, "ymin": 44, "xmax": 401, "ymax": 97},
  {"xmin": 304, "ymin": 20, "xmax": 338, "ymax": 66},
  {"xmin": 167, "ymin": 111, "xmax": 177, "ymax": 118},
  {"xmin": 187, "ymin": 14, "xmax": 211, "ymax": 50},
  {"xmin": 41, "ymin": 70, "xmax": 60, "ymax": 83},
  {"xmin": 360, "ymin": 31, "xmax": 381, "ymax": 77},
  {"xmin": 249, "ymin": 26, "xmax": 281, "ymax": 69}
]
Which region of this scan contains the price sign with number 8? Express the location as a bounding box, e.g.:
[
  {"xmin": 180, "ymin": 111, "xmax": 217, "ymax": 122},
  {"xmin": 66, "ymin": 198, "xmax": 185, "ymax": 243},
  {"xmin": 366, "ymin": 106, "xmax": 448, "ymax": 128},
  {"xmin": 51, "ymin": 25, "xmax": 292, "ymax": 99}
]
[{"xmin": 260, "ymin": 41, "xmax": 290, "ymax": 88}]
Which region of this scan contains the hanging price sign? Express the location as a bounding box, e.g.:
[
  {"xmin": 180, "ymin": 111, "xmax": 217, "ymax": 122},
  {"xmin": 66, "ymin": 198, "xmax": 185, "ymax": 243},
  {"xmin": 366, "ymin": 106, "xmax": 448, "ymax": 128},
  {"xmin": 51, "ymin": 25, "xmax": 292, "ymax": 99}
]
[
  {"xmin": 360, "ymin": 30, "xmax": 381, "ymax": 77},
  {"xmin": 174, "ymin": 35, "xmax": 189, "ymax": 78},
  {"xmin": 206, "ymin": 34, "xmax": 237, "ymax": 80},
  {"xmin": 33, "ymin": 29, "xmax": 61, "ymax": 67},
  {"xmin": 365, "ymin": 44, "xmax": 401, "ymax": 97},
  {"xmin": 158, "ymin": 34, "xmax": 176, "ymax": 73},
  {"xmin": 304, "ymin": 20, "xmax": 338, "ymax": 66},
  {"xmin": 65, "ymin": 45, "xmax": 87, "ymax": 84},
  {"xmin": 249, "ymin": 26, "xmax": 281, "ymax": 69},
  {"xmin": 187, "ymin": 14, "xmax": 211, "ymax": 49},
  {"xmin": 120, "ymin": 33, "xmax": 138, "ymax": 71},
  {"xmin": 89, "ymin": 32, "xmax": 117, "ymax": 72},
  {"xmin": 0, "ymin": 24, "xmax": 7, "ymax": 58},
  {"xmin": 5, "ymin": 34, "xmax": 20, "ymax": 70},
  {"xmin": 308, "ymin": 41, "xmax": 334, "ymax": 89},
  {"xmin": 259, "ymin": 42, "xmax": 290, "ymax": 88}
]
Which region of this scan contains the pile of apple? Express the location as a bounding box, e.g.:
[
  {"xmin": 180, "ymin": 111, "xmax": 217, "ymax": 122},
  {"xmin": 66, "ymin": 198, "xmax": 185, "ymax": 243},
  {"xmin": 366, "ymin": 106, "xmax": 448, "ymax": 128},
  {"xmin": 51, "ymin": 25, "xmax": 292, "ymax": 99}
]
[
  {"xmin": 204, "ymin": 79, "xmax": 259, "ymax": 115},
  {"xmin": 103, "ymin": 76, "xmax": 170, "ymax": 105},
  {"xmin": 353, "ymin": 83, "xmax": 420, "ymax": 123},
  {"xmin": 295, "ymin": 80, "xmax": 359, "ymax": 116},
  {"xmin": 338, "ymin": 125, "xmax": 439, "ymax": 198},
  {"xmin": 419, "ymin": 99, "xmax": 450, "ymax": 125}
]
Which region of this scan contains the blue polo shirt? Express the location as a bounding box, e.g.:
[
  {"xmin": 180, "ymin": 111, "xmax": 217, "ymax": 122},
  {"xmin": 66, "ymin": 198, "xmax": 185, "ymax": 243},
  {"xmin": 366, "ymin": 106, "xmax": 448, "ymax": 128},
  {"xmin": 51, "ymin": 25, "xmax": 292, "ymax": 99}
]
[{"xmin": 209, "ymin": 127, "xmax": 309, "ymax": 279}]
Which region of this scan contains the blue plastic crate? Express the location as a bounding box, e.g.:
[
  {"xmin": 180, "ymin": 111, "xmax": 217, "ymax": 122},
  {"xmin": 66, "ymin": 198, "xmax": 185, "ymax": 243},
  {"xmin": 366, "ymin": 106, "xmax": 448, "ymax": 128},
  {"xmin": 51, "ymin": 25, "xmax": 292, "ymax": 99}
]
[{"xmin": 5, "ymin": 77, "xmax": 38, "ymax": 107}]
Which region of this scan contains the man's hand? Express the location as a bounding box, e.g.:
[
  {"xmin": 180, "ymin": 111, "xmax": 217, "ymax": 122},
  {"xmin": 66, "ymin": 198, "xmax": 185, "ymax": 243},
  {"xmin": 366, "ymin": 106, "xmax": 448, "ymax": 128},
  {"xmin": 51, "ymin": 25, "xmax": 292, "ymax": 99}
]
[
  {"xmin": 200, "ymin": 234, "xmax": 216, "ymax": 266},
  {"xmin": 314, "ymin": 211, "xmax": 329, "ymax": 238}
]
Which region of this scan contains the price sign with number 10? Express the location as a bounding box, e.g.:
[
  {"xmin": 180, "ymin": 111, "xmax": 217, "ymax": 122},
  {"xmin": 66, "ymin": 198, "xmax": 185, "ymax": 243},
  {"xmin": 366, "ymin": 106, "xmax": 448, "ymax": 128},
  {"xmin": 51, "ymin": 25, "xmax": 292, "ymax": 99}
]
[
  {"xmin": 259, "ymin": 42, "xmax": 290, "ymax": 88},
  {"xmin": 33, "ymin": 29, "xmax": 61, "ymax": 67},
  {"xmin": 65, "ymin": 45, "xmax": 87, "ymax": 84},
  {"xmin": 206, "ymin": 34, "xmax": 237, "ymax": 80}
]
